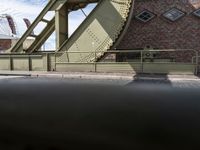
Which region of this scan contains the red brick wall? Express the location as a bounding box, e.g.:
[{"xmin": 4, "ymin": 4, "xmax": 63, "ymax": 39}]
[
  {"xmin": 117, "ymin": 0, "xmax": 200, "ymax": 59},
  {"xmin": 0, "ymin": 39, "xmax": 12, "ymax": 51}
]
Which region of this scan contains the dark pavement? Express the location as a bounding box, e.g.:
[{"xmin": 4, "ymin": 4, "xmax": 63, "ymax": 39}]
[{"xmin": 0, "ymin": 77, "xmax": 199, "ymax": 150}]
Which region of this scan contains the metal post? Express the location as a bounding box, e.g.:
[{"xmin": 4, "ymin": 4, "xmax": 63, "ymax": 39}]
[
  {"xmin": 141, "ymin": 50, "xmax": 143, "ymax": 73},
  {"xmin": 66, "ymin": 51, "xmax": 69, "ymax": 63},
  {"xmin": 95, "ymin": 50, "xmax": 97, "ymax": 61},
  {"xmin": 195, "ymin": 51, "xmax": 199, "ymax": 75},
  {"xmin": 54, "ymin": 52, "xmax": 57, "ymax": 71},
  {"xmin": 46, "ymin": 53, "xmax": 50, "ymax": 71},
  {"xmin": 9, "ymin": 54, "xmax": 13, "ymax": 71},
  {"xmin": 28, "ymin": 55, "xmax": 32, "ymax": 71},
  {"xmin": 94, "ymin": 50, "xmax": 97, "ymax": 72}
]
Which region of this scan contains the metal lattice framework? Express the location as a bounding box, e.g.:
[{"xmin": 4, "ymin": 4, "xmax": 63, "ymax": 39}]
[
  {"xmin": 8, "ymin": 0, "xmax": 134, "ymax": 63},
  {"xmin": 0, "ymin": 0, "xmax": 197, "ymax": 75}
]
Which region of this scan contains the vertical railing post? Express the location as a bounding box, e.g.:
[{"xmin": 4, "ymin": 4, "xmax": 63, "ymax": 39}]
[
  {"xmin": 141, "ymin": 50, "xmax": 143, "ymax": 73},
  {"xmin": 46, "ymin": 53, "xmax": 49, "ymax": 71},
  {"xmin": 94, "ymin": 62, "xmax": 97, "ymax": 72},
  {"xmin": 28, "ymin": 54, "xmax": 32, "ymax": 71},
  {"xmin": 9, "ymin": 54, "xmax": 13, "ymax": 71},
  {"xmin": 54, "ymin": 52, "xmax": 57, "ymax": 71},
  {"xmin": 195, "ymin": 50, "xmax": 199, "ymax": 75},
  {"xmin": 66, "ymin": 51, "xmax": 69, "ymax": 63},
  {"xmin": 94, "ymin": 50, "xmax": 97, "ymax": 72},
  {"xmin": 9, "ymin": 55, "xmax": 11, "ymax": 71}
]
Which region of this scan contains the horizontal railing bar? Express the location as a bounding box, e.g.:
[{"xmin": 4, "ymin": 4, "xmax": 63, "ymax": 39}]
[
  {"xmin": 0, "ymin": 55, "xmax": 43, "ymax": 57},
  {"xmin": 54, "ymin": 49, "xmax": 196, "ymax": 53},
  {"xmin": 55, "ymin": 62, "xmax": 193, "ymax": 65},
  {"xmin": 0, "ymin": 49, "xmax": 197, "ymax": 56}
]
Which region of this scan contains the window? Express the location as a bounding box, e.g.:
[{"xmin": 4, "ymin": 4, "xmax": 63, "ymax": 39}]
[
  {"xmin": 135, "ymin": 10, "xmax": 155, "ymax": 23},
  {"xmin": 163, "ymin": 8, "xmax": 185, "ymax": 21},
  {"xmin": 193, "ymin": 9, "xmax": 200, "ymax": 17}
]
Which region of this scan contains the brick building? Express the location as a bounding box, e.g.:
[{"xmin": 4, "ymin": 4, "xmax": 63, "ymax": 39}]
[
  {"xmin": 116, "ymin": 0, "xmax": 200, "ymax": 62},
  {"xmin": 0, "ymin": 35, "xmax": 15, "ymax": 51},
  {"xmin": 0, "ymin": 35, "xmax": 35, "ymax": 52},
  {"xmin": 1, "ymin": 1, "xmax": 200, "ymax": 61},
  {"xmin": 0, "ymin": 14, "xmax": 33, "ymax": 52}
]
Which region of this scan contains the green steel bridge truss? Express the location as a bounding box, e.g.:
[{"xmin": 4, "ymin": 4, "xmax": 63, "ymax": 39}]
[
  {"xmin": 0, "ymin": 0, "xmax": 198, "ymax": 74},
  {"xmin": 9, "ymin": 0, "xmax": 133, "ymax": 61}
]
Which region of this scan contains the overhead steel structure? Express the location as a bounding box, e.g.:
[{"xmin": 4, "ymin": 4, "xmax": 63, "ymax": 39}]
[
  {"xmin": 2, "ymin": 0, "xmax": 196, "ymax": 74},
  {"xmin": 9, "ymin": 0, "xmax": 134, "ymax": 63}
]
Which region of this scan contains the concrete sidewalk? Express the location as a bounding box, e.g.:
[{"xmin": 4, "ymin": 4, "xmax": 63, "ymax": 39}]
[{"xmin": 0, "ymin": 70, "xmax": 199, "ymax": 81}]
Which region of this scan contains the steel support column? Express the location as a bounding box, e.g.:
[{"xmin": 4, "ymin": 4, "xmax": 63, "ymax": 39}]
[{"xmin": 55, "ymin": 4, "xmax": 69, "ymax": 49}]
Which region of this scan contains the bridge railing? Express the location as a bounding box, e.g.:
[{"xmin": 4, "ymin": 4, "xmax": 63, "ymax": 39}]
[
  {"xmin": 0, "ymin": 49, "xmax": 198, "ymax": 75},
  {"xmin": 54, "ymin": 49, "xmax": 198, "ymax": 75}
]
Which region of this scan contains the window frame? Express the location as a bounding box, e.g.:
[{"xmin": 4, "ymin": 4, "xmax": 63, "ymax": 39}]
[
  {"xmin": 193, "ymin": 9, "xmax": 200, "ymax": 18},
  {"xmin": 163, "ymin": 8, "xmax": 185, "ymax": 22},
  {"xmin": 135, "ymin": 10, "xmax": 156, "ymax": 23}
]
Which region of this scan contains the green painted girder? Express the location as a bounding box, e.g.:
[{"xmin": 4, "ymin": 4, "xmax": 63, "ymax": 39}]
[
  {"xmin": 9, "ymin": 0, "xmax": 99, "ymax": 53},
  {"xmin": 26, "ymin": 17, "xmax": 55, "ymax": 53},
  {"xmin": 57, "ymin": 0, "xmax": 134, "ymax": 63},
  {"xmin": 10, "ymin": 0, "xmax": 68, "ymax": 53}
]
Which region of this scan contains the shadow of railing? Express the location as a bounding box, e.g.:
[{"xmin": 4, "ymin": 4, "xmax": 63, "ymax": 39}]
[{"xmin": 127, "ymin": 73, "xmax": 172, "ymax": 87}]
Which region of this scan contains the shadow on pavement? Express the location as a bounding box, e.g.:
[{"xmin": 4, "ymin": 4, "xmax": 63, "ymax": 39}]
[
  {"xmin": 127, "ymin": 73, "xmax": 172, "ymax": 88},
  {"xmin": 0, "ymin": 76, "xmax": 199, "ymax": 150}
]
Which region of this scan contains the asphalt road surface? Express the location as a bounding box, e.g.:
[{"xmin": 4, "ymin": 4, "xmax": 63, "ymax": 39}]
[{"xmin": 0, "ymin": 76, "xmax": 200, "ymax": 150}]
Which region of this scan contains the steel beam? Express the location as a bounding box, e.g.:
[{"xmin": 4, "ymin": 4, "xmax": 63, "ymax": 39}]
[
  {"xmin": 26, "ymin": 18, "xmax": 56, "ymax": 53},
  {"xmin": 55, "ymin": 4, "xmax": 69, "ymax": 49},
  {"xmin": 9, "ymin": 0, "xmax": 99, "ymax": 53},
  {"xmin": 58, "ymin": 0, "xmax": 134, "ymax": 63},
  {"xmin": 9, "ymin": 0, "xmax": 69, "ymax": 53}
]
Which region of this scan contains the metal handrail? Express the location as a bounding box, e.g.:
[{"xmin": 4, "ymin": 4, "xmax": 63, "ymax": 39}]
[
  {"xmin": 192, "ymin": 56, "xmax": 200, "ymax": 64},
  {"xmin": 53, "ymin": 49, "xmax": 198, "ymax": 62},
  {"xmin": 1, "ymin": 49, "xmax": 196, "ymax": 54},
  {"xmin": 0, "ymin": 49, "xmax": 198, "ymax": 74}
]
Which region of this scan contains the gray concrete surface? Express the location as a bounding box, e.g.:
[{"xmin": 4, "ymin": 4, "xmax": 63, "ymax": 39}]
[
  {"xmin": 0, "ymin": 70, "xmax": 199, "ymax": 82},
  {"xmin": 0, "ymin": 74, "xmax": 200, "ymax": 89}
]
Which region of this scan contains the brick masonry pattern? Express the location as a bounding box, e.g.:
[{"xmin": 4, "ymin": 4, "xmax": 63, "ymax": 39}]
[
  {"xmin": 0, "ymin": 39, "xmax": 11, "ymax": 51},
  {"xmin": 117, "ymin": 0, "xmax": 200, "ymax": 62}
]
